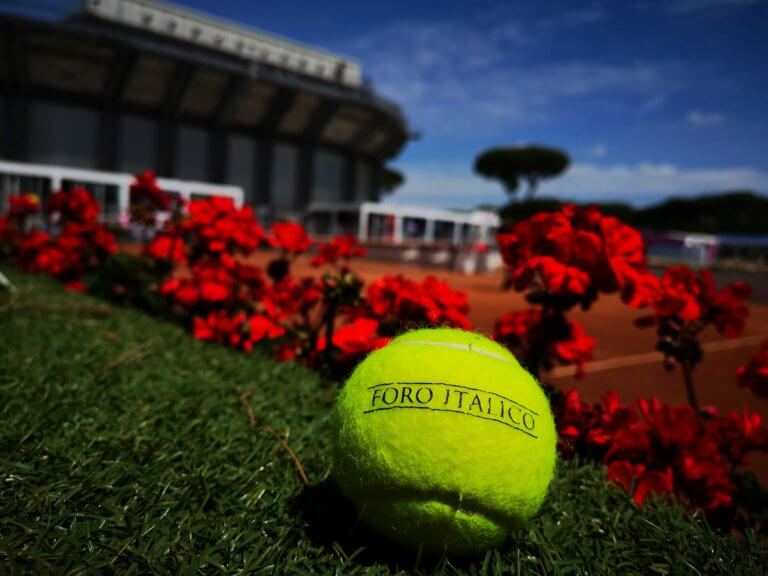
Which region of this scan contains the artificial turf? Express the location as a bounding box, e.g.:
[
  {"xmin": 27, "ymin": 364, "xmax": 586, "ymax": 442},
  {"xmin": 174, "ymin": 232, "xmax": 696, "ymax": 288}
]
[{"xmin": 1, "ymin": 270, "xmax": 766, "ymax": 575}]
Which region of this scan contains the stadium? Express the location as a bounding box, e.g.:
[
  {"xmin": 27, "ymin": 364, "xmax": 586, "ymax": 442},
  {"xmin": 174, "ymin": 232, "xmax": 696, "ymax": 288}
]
[{"xmin": 0, "ymin": 0, "xmax": 410, "ymax": 235}]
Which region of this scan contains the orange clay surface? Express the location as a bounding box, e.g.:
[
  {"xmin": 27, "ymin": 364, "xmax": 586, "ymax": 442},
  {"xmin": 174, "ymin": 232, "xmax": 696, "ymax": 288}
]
[
  {"xmin": 246, "ymin": 252, "xmax": 768, "ymax": 480},
  {"xmin": 134, "ymin": 243, "xmax": 766, "ymax": 480}
]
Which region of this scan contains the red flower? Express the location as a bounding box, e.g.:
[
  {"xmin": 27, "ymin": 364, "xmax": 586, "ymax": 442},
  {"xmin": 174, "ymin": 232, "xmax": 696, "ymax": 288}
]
[
  {"xmin": 494, "ymin": 307, "xmax": 542, "ymax": 344},
  {"xmin": 633, "ymin": 467, "xmax": 675, "ymax": 505},
  {"xmin": 364, "ymin": 275, "xmax": 471, "ymax": 330},
  {"xmin": 162, "ymin": 278, "xmax": 200, "ymax": 308},
  {"xmin": 8, "ymin": 193, "xmax": 40, "ymax": 218},
  {"xmin": 184, "ymin": 197, "xmax": 265, "ymax": 256},
  {"xmin": 320, "ymin": 317, "xmax": 390, "ymax": 364},
  {"xmin": 608, "ymin": 461, "xmax": 675, "ymax": 505},
  {"xmin": 553, "ymin": 389, "xmax": 764, "ymax": 515},
  {"xmin": 192, "ymin": 311, "xmax": 246, "ymax": 347},
  {"xmin": 608, "ymin": 461, "xmax": 676, "ymax": 505},
  {"xmin": 147, "ymin": 233, "xmax": 187, "ymax": 263},
  {"xmin": 738, "ymin": 338, "xmax": 768, "ymax": 398},
  {"xmin": 312, "ymin": 235, "xmax": 366, "ymax": 266},
  {"xmin": 266, "ymin": 275, "xmax": 323, "ymax": 318},
  {"xmin": 552, "ymin": 319, "xmax": 596, "ymax": 377},
  {"xmin": 634, "ymin": 266, "xmax": 751, "ymax": 339},
  {"xmin": 63, "ymin": 280, "xmax": 88, "ymax": 292},
  {"xmin": 47, "ymin": 188, "xmax": 100, "ymax": 223},
  {"xmin": 712, "ymin": 280, "xmax": 752, "ymax": 338},
  {"xmin": 269, "ymin": 221, "xmax": 313, "ymax": 255},
  {"xmin": 496, "ymin": 204, "xmax": 649, "ymax": 300},
  {"xmin": 607, "ymin": 460, "xmax": 644, "ymax": 493},
  {"xmin": 535, "ymin": 257, "xmax": 592, "ymax": 296},
  {"xmin": 130, "ymin": 170, "xmax": 170, "ymax": 212},
  {"xmin": 638, "ymin": 397, "xmax": 701, "ymax": 449},
  {"xmin": 494, "ymin": 309, "xmax": 594, "ymax": 377},
  {"xmin": 244, "ymin": 315, "xmax": 285, "ymax": 351},
  {"xmin": 192, "ymin": 311, "xmax": 284, "ymax": 352}
]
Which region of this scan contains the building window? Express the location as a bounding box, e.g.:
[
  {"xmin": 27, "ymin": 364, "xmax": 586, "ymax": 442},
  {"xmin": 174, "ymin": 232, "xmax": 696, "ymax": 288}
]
[
  {"xmin": 225, "ymin": 134, "xmax": 257, "ymax": 204},
  {"xmin": 434, "ymin": 220, "xmax": 455, "ymax": 242},
  {"xmin": 28, "ymin": 101, "xmax": 99, "ymax": 169},
  {"xmin": 355, "ymin": 160, "xmax": 371, "ymax": 202},
  {"xmin": 271, "ymin": 143, "xmax": 298, "ymax": 210},
  {"xmin": 118, "ymin": 114, "xmax": 158, "ymax": 174},
  {"xmin": 175, "ymin": 124, "xmax": 209, "ymax": 181},
  {"xmin": 367, "ymin": 213, "xmax": 394, "ymax": 241},
  {"xmin": 312, "ymin": 149, "xmax": 344, "ymax": 203},
  {"xmin": 403, "ymin": 217, "xmax": 426, "ymax": 241}
]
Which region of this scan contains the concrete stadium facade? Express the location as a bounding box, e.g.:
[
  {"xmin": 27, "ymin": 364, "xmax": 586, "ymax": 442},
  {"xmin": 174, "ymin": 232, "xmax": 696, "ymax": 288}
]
[{"xmin": 0, "ymin": 0, "xmax": 409, "ymax": 234}]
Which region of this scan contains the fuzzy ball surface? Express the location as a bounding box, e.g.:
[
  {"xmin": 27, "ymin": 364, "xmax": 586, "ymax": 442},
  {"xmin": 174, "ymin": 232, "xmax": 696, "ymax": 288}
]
[{"xmin": 333, "ymin": 328, "xmax": 557, "ymax": 556}]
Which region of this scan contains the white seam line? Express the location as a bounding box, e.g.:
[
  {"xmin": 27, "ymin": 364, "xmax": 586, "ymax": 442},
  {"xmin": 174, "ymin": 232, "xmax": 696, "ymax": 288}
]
[
  {"xmin": 548, "ymin": 334, "xmax": 766, "ymax": 379},
  {"xmin": 390, "ymin": 340, "xmax": 515, "ymax": 364}
]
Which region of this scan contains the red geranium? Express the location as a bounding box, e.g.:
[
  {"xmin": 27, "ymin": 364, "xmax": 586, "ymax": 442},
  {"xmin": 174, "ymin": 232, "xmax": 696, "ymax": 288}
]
[
  {"xmin": 552, "ymin": 319, "xmax": 596, "ymax": 377},
  {"xmin": 183, "ymin": 197, "xmax": 265, "ymax": 256},
  {"xmin": 628, "ymin": 266, "xmax": 752, "ymax": 409},
  {"xmin": 269, "ymin": 221, "xmax": 313, "ymax": 255},
  {"xmin": 312, "ymin": 235, "xmax": 366, "ymax": 266},
  {"xmin": 192, "ymin": 310, "xmax": 284, "ymax": 352},
  {"xmin": 738, "ymin": 338, "xmax": 768, "ymax": 398},
  {"xmin": 494, "ymin": 308, "xmax": 595, "ymax": 377},
  {"xmin": 554, "ymin": 389, "xmax": 767, "ymax": 514},
  {"xmin": 364, "ymin": 274, "xmax": 471, "ymax": 330},
  {"xmin": 8, "ymin": 193, "xmax": 40, "ymax": 218},
  {"xmin": 318, "ymin": 317, "xmax": 390, "ymax": 366},
  {"xmin": 633, "ymin": 267, "xmax": 751, "ymax": 338},
  {"xmin": 496, "ymin": 204, "xmax": 648, "ymax": 301},
  {"xmin": 607, "ymin": 461, "xmax": 675, "ymax": 505},
  {"xmin": 47, "ymin": 188, "xmax": 100, "ymax": 224},
  {"xmin": 146, "ymin": 233, "xmax": 187, "ymax": 264},
  {"xmin": 130, "ymin": 170, "xmax": 171, "ymax": 212}
]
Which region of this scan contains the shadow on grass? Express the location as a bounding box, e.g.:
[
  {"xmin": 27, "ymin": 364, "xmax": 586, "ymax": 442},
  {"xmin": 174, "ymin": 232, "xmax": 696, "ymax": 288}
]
[{"xmin": 294, "ymin": 478, "xmax": 488, "ymax": 572}]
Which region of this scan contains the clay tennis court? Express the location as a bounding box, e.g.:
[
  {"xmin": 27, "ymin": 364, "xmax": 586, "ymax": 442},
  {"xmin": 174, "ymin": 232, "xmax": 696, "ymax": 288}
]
[
  {"xmin": 250, "ymin": 252, "xmax": 768, "ymax": 477},
  {"xmin": 191, "ymin": 249, "xmax": 768, "ymax": 480},
  {"xmin": 255, "ymin": 253, "xmax": 767, "ymax": 408}
]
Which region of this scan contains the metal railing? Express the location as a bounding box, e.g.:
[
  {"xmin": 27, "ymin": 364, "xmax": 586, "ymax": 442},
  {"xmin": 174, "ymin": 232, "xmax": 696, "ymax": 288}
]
[{"xmin": 0, "ymin": 159, "xmax": 244, "ymax": 219}]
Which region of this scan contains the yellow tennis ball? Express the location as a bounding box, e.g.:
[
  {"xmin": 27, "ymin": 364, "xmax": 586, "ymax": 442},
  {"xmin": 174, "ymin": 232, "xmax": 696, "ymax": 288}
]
[{"xmin": 333, "ymin": 327, "xmax": 557, "ymax": 556}]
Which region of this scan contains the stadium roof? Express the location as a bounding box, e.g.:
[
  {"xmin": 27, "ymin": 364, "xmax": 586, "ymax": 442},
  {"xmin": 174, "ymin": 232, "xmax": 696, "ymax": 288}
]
[{"xmin": 0, "ymin": 0, "xmax": 408, "ymax": 160}]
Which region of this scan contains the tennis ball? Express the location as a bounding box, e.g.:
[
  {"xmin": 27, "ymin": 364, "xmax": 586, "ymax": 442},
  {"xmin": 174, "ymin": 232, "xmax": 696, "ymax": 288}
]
[{"xmin": 333, "ymin": 328, "xmax": 557, "ymax": 556}]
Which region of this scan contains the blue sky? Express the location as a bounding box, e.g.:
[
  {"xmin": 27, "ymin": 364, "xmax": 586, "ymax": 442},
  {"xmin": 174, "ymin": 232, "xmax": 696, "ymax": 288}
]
[{"xmin": 37, "ymin": 0, "xmax": 768, "ymax": 207}]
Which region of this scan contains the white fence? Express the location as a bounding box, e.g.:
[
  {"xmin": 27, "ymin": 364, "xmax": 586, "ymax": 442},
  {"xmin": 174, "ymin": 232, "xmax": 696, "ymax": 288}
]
[
  {"xmin": 0, "ymin": 160, "xmax": 244, "ymax": 220},
  {"xmin": 358, "ymin": 202, "xmax": 500, "ymax": 247}
]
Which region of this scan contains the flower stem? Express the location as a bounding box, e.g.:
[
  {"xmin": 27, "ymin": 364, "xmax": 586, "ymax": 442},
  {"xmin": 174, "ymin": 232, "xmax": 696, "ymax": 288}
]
[
  {"xmin": 323, "ymin": 301, "xmax": 337, "ymax": 368},
  {"xmin": 681, "ymin": 358, "xmax": 699, "ymax": 413}
]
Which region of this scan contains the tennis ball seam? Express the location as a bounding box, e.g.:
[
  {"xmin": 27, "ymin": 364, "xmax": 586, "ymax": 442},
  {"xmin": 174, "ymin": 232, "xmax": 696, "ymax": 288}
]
[
  {"xmin": 356, "ymin": 487, "xmax": 522, "ymax": 532},
  {"xmin": 388, "ymin": 339, "xmax": 515, "ymax": 365}
]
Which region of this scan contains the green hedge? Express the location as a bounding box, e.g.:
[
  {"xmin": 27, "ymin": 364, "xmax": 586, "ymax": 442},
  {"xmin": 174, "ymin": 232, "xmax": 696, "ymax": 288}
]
[
  {"xmin": 1, "ymin": 270, "xmax": 766, "ymax": 575},
  {"xmin": 500, "ymin": 192, "xmax": 768, "ymax": 235}
]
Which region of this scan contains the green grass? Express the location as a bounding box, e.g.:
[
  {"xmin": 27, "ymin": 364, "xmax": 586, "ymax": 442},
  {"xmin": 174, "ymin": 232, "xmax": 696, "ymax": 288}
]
[{"xmin": 1, "ymin": 269, "xmax": 766, "ymax": 575}]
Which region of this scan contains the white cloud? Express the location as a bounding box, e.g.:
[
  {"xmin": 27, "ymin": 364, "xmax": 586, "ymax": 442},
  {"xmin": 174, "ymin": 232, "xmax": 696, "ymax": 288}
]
[
  {"xmin": 667, "ymin": 0, "xmax": 764, "ymax": 13},
  {"xmin": 687, "ymin": 110, "xmax": 724, "ymax": 126},
  {"xmin": 638, "ymin": 94, "xmax": 667, "ymax": 113},
  {"xmin": 538, "ymin": 6, "xmax": 605, "ymax": 29},
  {"xmin": 588, "ymin": 144, "xmax": 608, "ymax": 157},
  {"xmin": 389, "ymin": 162, "xmax": 768, "ymax": 207},
  {"xmin": 349, "ymin": 20, "xmax": 690, "ymax": 136}
]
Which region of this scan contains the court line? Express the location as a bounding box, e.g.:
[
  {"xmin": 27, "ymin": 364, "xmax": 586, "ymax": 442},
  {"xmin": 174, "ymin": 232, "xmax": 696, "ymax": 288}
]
[{"xmin": 548, "ymin": 334, "xmax": 766, "ymax": 379}]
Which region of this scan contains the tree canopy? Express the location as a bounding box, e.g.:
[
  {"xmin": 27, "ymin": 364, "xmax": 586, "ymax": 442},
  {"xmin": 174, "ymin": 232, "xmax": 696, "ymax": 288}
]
[
  {"xmin": 499, "ymin": 192, "xmax": 768, "ymax": 235},
  {"xmin": 379, "ymin": 166, "xmax": 405, "ymax": 194},
  {"xmin": 474, "ymin": 145, "xmax": 570, "ymax": 200}
]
